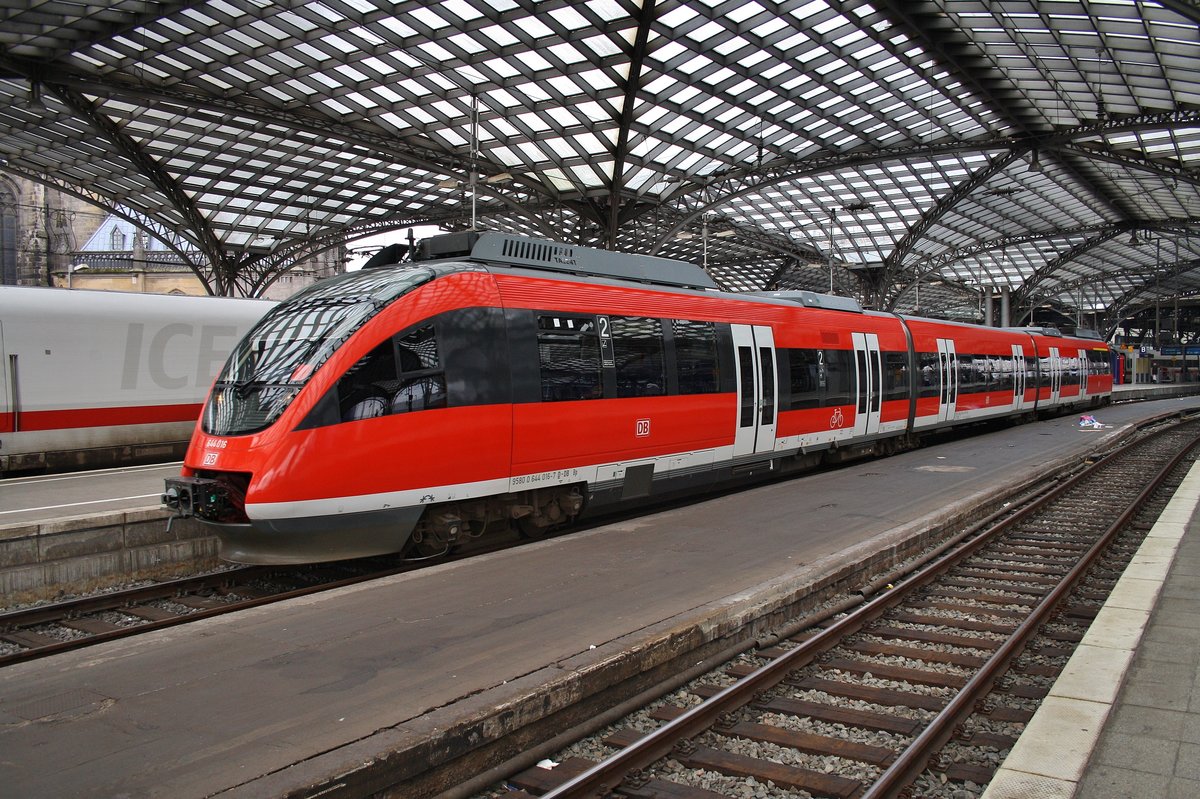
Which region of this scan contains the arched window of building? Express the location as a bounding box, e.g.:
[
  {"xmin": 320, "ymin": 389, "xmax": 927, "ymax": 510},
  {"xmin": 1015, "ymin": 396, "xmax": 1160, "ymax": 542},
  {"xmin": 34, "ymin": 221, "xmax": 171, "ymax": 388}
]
[
  {"xmin": 0, "ymin": 184, "xmax": 17, "ymax": 285},
  {"xmin": 110, "ymin": 227, "xmax": 125, "ymax": 250}
]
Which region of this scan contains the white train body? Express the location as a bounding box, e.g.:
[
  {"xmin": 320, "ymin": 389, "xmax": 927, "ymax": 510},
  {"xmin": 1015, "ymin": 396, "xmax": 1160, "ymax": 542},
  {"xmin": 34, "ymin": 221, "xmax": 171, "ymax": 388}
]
[{"xmin": 0, "ymin": 287, "xmax": 274, "ymax": 473}]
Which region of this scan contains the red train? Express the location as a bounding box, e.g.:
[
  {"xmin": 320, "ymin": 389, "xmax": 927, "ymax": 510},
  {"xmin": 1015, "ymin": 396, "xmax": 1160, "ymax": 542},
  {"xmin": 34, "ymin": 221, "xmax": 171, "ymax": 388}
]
[{"xmin": 163, "ymin": 232, "xmax": 1112, "ymax": 564}]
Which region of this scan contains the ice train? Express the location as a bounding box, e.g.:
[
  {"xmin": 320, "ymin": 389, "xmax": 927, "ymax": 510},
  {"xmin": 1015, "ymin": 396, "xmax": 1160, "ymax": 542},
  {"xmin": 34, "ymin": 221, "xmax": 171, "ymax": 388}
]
[
  {"xmin": 162, "ymin": 232, "xmax": 1112, "ymax": 564},
  {"xmin": 1, "ymin": 287, "xmax": 274, "ymax": 474}
]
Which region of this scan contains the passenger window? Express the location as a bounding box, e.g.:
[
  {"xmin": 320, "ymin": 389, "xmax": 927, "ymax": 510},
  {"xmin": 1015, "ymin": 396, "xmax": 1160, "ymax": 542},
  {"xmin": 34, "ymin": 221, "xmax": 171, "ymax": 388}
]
[
  {"xmin": 672, "ymin": 320, "xmax": 720, "ymax": 394},
  {"xmin": 883, "ymin": 352, "xmax": 909, "ymax": 402},
  {"xmin": 787, "ymin": 348, "xmax": 822, "ymax": 410},
  {"xmin": 823, "ymin": 349, "xmax": 853, "ymax": 406},
  {"xmin": 337, "ymin": 324, "xmax": 446, "ymax": 422},
  {"xmin": 392, "ymin": 325, "xmax": 447, "ymax": 413},
  {"xmin": 338, "ymin": 341, "xmax": 397, "ymax": 421},
  {"xmin": 917, "ymin": 352, "xmax": 940, "ymax": 398},
  {"xmin": 611, "ymin": 316, "xmax": 665, "ymax": 397},
  {"xmin": 538, "ymin": 314, "xmax": 603, "ymax": 401}
]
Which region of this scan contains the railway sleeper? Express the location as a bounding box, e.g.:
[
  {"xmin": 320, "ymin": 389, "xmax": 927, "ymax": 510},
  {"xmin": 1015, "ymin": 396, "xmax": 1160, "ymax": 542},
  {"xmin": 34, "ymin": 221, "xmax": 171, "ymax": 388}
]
[
  {"xmin": 673, "ymin": 744, "xmax": 864, "ymax": 799},
  {"xmin": 886, "ymin": 610, "xmax": 1017, "ymax": 635},
  {"xmin": 635, "ymin": 706, "xmax": 899, "ymax": 767},
  {"xmin": 734, "ymin": 691, "xmax": 924, "ymax": 736},
  {"xmin": 939, "ymin": 576, "xmax": 1049, "ymax": 597},
  {"xmin": 845, "ymin": 639, "xmax": 989, "ymax": 669},
  {"xmin": 785, "ymin": 675, "xmax": 949, "ymax": 712}
]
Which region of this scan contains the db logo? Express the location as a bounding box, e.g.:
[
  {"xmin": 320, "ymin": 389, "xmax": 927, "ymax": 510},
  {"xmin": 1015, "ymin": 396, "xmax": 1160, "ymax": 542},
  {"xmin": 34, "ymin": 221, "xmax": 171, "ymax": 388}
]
[
  {"xmin": 202, "ymin": 452, "xmax": 219, "ymax": 466},
  {"xmin": 636, "ymin": 418, "xmax": 651, "ymax": 437},
  {"xmin": 830, "ymin": 408, "xmax": 844, "ymax": 429}
]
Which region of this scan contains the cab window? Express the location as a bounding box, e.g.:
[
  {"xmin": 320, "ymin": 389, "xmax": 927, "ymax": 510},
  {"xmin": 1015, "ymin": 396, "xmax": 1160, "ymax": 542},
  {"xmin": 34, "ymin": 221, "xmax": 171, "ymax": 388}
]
[{"xmin": 337, "ymin": 324, "xmax": 447, "ymax": 422}]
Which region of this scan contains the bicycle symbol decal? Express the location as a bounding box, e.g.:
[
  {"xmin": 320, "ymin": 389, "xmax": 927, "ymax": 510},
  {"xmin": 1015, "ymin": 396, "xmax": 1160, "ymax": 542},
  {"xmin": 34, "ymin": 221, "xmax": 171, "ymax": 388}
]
[{"xmin": 830, "ymin": 408, "xmax": 844, "ymax": 429}]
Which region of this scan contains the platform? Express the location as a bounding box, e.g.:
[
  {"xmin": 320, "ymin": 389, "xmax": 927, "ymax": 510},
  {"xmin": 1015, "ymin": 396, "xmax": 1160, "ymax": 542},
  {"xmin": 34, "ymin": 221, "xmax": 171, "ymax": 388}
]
[
  {"xmin": 1112, "ymin": 381, "xmax": 1200, "ymax": 402},
  {"xmin": 0, "ymin": 397, "xmax": 1197, "ymax": 798}
]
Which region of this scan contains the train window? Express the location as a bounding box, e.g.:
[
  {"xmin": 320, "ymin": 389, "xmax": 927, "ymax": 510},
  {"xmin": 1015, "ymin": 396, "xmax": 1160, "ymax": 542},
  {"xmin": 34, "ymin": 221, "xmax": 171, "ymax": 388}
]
[
  {"xmin": 823, "ymin": 349, "xmax": 853, "ymax": 407},
  {"xmin": 398, "ymin": 325, "xmax": 439, "ymax": 371},
  {"xmin": 338, "ymin": 340, "xmax": 398, "ymax": 421},
  {"xmin": 336, "ymin": 324, "xmax": 447, "ymax": 422},
  {"xmin": 611, "ymin": 316, "xmax": 666, "ymax": 397},
  {"xmin": 957, "ymin": 354, "xmax": 992, "ymax": 395},
  {"xmin": 738, "ymin": 347, "xmax": 755, "ymax": 426},
  {"xmin": 992, "ymin": 356, "xmax": 1014, "ymax": 392},
  {"xmin": 883, "ymin": 352, "xmax": 909, "ymax": 402},
  {"xmin": 672, "ymin": 320, "xmax": 720, "ymax": 394},
  {"xmin": 760, "ymin": 346, "xmax": 775, "ymax": 423},
  {"xmin": 393, "ymin": 326, "xmax": 447, "ymax": 413},
  {"xmin": 537, "ymin": 314, "xmax": 603, "ymax": 401},
  {"xmin": 787, "ymin": 349, "xmax": 823, "ymax": 410},
  {"xmin": 1037, "ymin": 355, "xmax": 1053, "ymax": 387},
  {"xmin": 917, "ymin": 352, "xmax": 940, "ymax": 398},
  {"xmin": 1064, "ymin": 353, "xmax": 1081, "ymax": 386}
]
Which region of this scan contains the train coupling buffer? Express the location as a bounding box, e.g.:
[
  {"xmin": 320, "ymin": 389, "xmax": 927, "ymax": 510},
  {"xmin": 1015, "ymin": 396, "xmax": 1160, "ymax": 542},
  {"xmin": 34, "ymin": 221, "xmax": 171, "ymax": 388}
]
[{"xmin": 162, "ymin": 476, "xmax": 238, "ymax": 530}]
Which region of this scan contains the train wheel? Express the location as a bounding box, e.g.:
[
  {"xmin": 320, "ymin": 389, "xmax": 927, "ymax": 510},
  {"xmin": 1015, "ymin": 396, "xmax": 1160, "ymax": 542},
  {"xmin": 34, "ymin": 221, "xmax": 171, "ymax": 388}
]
[
  {"xmin": 516, "ymin": 515, "xmax": 555, "ymax": 539},
  {"xmin": 401, "ymin": 529, "xmax": 451, "ymax": 561}
]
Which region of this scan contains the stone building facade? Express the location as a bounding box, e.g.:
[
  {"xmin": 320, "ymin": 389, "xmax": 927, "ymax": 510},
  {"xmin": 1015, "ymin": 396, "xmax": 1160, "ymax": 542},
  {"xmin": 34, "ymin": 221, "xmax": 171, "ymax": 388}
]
[
  {"xmin": 0, "ymin": 176, "xmax": 99, "ymax": 286},
  {"xmin": 0, "ymin": 174, "xmax": 344, "ymax": 298}
]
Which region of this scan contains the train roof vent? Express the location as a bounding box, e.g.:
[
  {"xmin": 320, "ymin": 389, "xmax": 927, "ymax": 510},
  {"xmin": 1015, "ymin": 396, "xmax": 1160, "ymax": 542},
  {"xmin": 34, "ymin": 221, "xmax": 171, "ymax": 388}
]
[
  {"xmin": 414, "ymin": 231, "xmax": 719, "ymax": 290},
  {"xmin": 1073, "ymin": 327, "xmax": 1103, "ymax": 340},
  {"xmin": 749, "ymin": 290, "xmax": 863, "ymax": 313},
  {"xmin": 1005, "ymin": 325, "xmax": 1063, "ymax": 337}
]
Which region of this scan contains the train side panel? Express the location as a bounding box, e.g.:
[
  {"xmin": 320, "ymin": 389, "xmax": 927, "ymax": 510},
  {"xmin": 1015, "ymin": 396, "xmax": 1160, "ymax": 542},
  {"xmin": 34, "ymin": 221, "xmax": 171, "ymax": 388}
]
[
  {"xmin": 900, "ymin": 317, "xmax": 1036, "ymax": 431},
  {"xmin": 1025, "ymin": 333, "xmax": 1113, "ymax": 413}
]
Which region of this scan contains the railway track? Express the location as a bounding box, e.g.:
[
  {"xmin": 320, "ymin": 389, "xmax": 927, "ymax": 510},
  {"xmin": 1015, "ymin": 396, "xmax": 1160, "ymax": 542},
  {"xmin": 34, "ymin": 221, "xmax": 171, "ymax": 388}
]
[
  {"xmin": 0, "ymin": 559, "xmax": 418, "ymax": 666},
  {"xmin": 494, "ymin": 415, "xmax": 1200, "ymax": 799}
]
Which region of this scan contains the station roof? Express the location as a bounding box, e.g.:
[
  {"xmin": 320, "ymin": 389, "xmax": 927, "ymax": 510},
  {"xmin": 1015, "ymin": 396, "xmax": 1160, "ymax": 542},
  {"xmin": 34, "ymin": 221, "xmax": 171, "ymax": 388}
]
[{"xmin": 1, "ymin": 0, "xmax": 1198, "ymax": 331}]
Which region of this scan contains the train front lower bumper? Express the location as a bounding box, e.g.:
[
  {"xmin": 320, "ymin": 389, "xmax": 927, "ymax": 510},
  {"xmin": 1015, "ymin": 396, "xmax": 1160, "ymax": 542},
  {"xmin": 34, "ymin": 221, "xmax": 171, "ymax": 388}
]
[{"xmin": 163, "ymin": 478, "xmax": 424, "ymax": 564}]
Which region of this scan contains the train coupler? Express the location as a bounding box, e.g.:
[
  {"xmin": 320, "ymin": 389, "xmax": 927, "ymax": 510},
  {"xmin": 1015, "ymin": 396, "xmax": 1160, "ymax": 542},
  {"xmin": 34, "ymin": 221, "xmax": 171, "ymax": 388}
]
[{"xmin": 162, "ymin": 475, "xmax": 247, "ymax": 525}]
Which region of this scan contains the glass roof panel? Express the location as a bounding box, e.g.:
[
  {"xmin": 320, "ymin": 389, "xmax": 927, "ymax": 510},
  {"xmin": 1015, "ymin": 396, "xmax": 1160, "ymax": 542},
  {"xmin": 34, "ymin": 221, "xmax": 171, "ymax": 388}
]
[{"xmin": 0, "ymin": 0, "xmax": 1196, "ymax": 318}]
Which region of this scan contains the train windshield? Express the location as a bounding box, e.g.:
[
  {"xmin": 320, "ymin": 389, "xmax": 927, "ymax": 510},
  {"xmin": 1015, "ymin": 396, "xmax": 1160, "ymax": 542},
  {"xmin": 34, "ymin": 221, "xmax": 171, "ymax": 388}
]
[{"xmin": 203, "ymin": 267, "xmax": 436, "ymax": 436}]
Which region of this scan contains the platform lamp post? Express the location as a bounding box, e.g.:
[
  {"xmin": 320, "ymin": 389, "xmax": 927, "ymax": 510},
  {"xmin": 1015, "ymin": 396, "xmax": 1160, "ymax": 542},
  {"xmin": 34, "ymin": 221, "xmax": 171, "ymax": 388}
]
[
  {"xmin": 701, "ymin": 215, "xmax": 735, "ymax": 272},
  {"xmin": 703, "ymin": 213, "xmax": 711, "ymax": 272},
  {"xmin": 827, "ymin": 208, "xmax": 836, "ymax": 293}
]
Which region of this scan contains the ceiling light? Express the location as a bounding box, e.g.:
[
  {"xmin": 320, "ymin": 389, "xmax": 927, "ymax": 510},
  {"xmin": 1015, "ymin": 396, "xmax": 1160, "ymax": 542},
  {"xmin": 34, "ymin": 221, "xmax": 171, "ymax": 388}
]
[{"xmin": 437, "ymin": 178, "xmax": 461, "ymax": 189}]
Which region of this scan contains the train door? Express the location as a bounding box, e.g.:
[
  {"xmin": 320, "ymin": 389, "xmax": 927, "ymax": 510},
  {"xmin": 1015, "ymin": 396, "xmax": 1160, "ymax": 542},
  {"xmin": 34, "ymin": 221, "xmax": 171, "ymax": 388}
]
[
  {"xmin": 851, "ymin": 332, "xmax": 882, "ymax": 437},
  {"xmin": 1049, "ymin": 346, "xmax": 1062, "ymax": 403},
  {"xmin": 1076, "ymin": 348, "xmax": 1089, "ymax": 400},
  {"xmin": 936, "ymin": 338, "xmax": 958, "ymax": 422},
  {"xmin": 1011, "ymin": 343, "xmax": 1030, "ymax": 410},
  {"xmin": 731, "ymin": 324, "xmax": 778, "ymax": 459}
]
